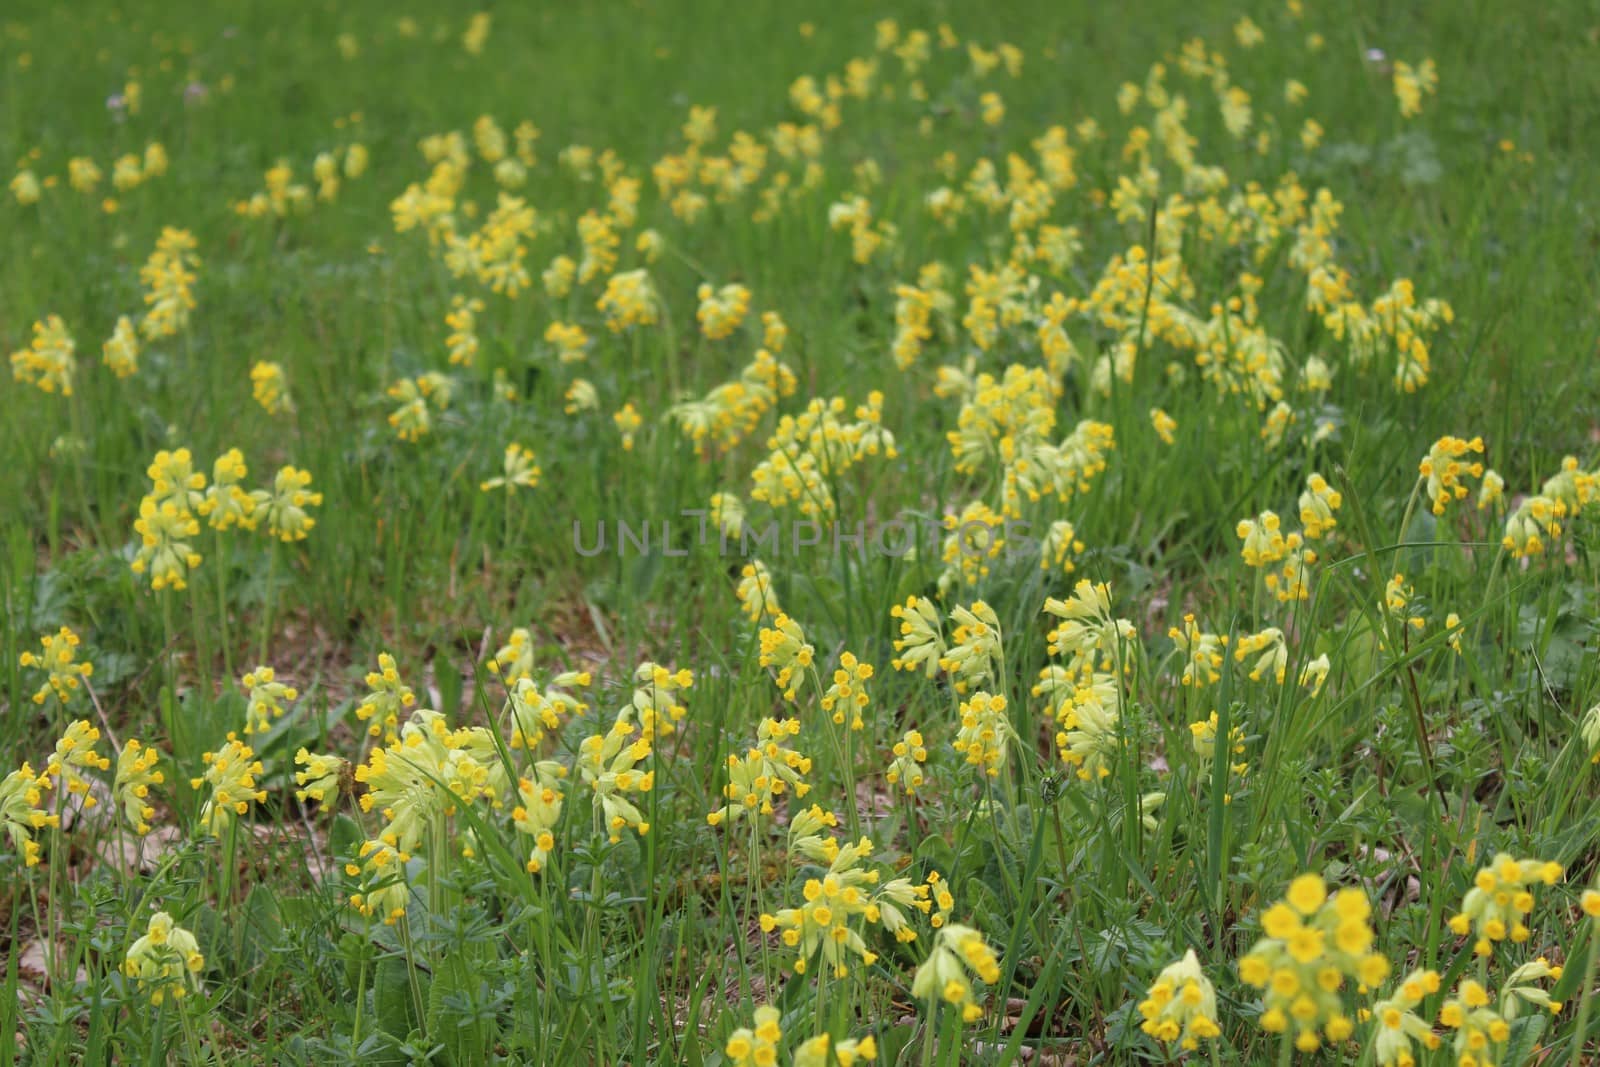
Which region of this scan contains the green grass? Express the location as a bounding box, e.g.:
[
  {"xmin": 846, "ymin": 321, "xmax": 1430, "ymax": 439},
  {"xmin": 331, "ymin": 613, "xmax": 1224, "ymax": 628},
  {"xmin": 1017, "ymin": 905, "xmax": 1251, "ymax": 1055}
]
[{"xmin": 3, "ymin": 0, "xmax": 1600, "ymax": 1063}]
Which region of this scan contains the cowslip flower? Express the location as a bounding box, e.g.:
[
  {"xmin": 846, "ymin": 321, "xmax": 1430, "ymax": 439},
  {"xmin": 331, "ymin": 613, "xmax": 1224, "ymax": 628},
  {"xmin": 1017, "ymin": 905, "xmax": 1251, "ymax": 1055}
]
[
  {"xmin": 1169, "ymin": 614, "xmax": 1225, "ymax": 687},
  {"xmin": 597, "ymin": 269, "xmax": 658, "ymax": 331},
  {"xmin": 114, "ymin": 740, "xmax": 165, "ymax": 834},
  {"xmin": 544, "ymin": 321, "xmax": 588, "ymax": 363},
  {"xmin": 9, "ymin": 314, "xmax": 77, "ymax": 396},
  {"xmin": 911, "ymin": 923, "xmax": 1001, "ymax": 1023},
  {"xmin": 1438, "ymin": 979, "xmax": 1509, "ymax": 1065},
  {"xmin": 1234, "ymin": 628, "xmax": 1288, "ymax": 684},
  {"xmin": 1, "ymin": 763, "xmax": 57, "ymax": 866},
  {"xmin": 250, "ymin": 361, "xmax": 293, "ymax": 415},
  {"xmin": 696, "ymin": 282, "xmax": 752, "ymax": 340},
  {"xmin": 735, "ymin": 560, "xmax": 780, "ymax": 622},
  {"xmin": 242, "ymin": 666, "xmax": 297, "ymax": 735},
  {"xmin": 1138, "ymin": 949, "xmax": 1222, "ymax": 1050},
  {"xmin": 190, "ymin": 734, "xmax": 266, "ymax": 837},
  {"xmin": 480, "ymin": 442, "xmax": 541, "ymax": 492},
  {"xmin": 1419, "ymin": 435, "xmax": 1485, "ymax": 515},
  {"xmin": 292, "ymin": 749, "xmax": 347, "ymax": 805},
  {"xmin": 201, "ymin": 449, "xmax": 257, "ymax": 531},
  {"xmin": 102, "ymin": 315, "xmax": 140, "ymax": 378},
  {"xmin": 725, "ymin": 1006, "xmax": 783, "ymax": 1067},
  {"xmin": 706, "ymin": 717, "xmax": 812, "ymax": 827},
  {"xmin": 952, "ymin": 691, "xmax": 1014, "ymax": 778},
  {"xmin": 794, "ymin": 1033, "xmax": 876, "ymax": 1067},
  {"xmin": 255, "ymin": 465, "xmax": 322, "ymax": 542},
  {"xmin": 891, "ymin": 596, "xmax": 946, "ymax": 677},
  {"xmin": 759, "ymin": 614, "xmax": 815, "ymax": 701},
  {"xmin": 820, "ymin": 652, "xmax": 873, "ymax": 729},
  {"xmin": 613, "ymin": 402, "xmax": 642, "ymax": 450},
  {"xmin": 1447, "ymin": 853, "xmax": 1561, "ymax": 955},
  {"xmin": 1299, "ymin": 473, "xmax": 1342, "ymax": 538},
  {"xmin": 20, "ymin": 626, "xmax": 93, "ymax": 706},
  {"xmin": 355, "ymin": 652, "xmax": 417, "ymax": 741},
  {"xmin": 941, "ymin": 601, "xmax": 1003, "ymax": 694},
  {"xmin": 1237, "ymin": 510, "xmax": 1289, "ymax": 566},
  {"xmin": 145, "ymin": 448, "xmax": 207, "ymax": 513},
  {"xmin": 577, "ymin": 709, "xmax": 654, "ymax": 842},
  {"xmin": 886, "ymin": 730, "xmax": 928, "ymax": 795},
  {"xmin": 762, "ymin": 836, "xmax": 885, "ymax": 978},
  {"xmin": 1369, "ymin": 967, "xmax": 1442, "ymax": 1066},
  {"xmin": 46, "ymin": 719, "xmax": 110, "ymax": 808},
  {"xmin": 1238, "ymin": 874, "xmax": 1388, "ymax": 1053},
  {"xmin": 564, "ymin": 378, "xmax": 598, "ymax": 415},
  {"xmin": 123, "ymin": 912, "xmax": 204, "ymax": 1004},
  {"xmin": 630, "ymin": 662, "xmax": 693, "ymax": 740},
  {"xmin": 511, "ymin": 763, "xmax": 566, "ymax": 873},
  {"xmin": 131, "ymin": 498, "xmax": 202, "ymax": 591},
  {"xmin": 1149, "ymin": 407, "xmax": 1177, "ymax": 445}
]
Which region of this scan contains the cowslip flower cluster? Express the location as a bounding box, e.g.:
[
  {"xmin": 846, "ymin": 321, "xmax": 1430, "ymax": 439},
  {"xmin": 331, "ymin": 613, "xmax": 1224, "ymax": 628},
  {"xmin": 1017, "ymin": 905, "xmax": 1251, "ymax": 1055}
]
[
  {"xmin": 242, "ymin": 665, "xmax": 298, "ymax": 735},
  {"xmin": 911, "ymin": 923, "xmax": 1002, "ymax": 1023},
  {"xmin": 629, "ymin": 661, "xmax": 694, "ymax": 740},
  {"xmin": 1419, "ymin": 435, "xmax": 1486, "ymax": 515},
  {"xmin": 761, "ymin": 836, "xmax": 886, "ymax": 978},
  {"xmin": 46, "ymin": 719, "xmax": 110, "ymax": 809},
  {"xmin": 114, "ymin": 740, "xmax": 166, "ymax": 834},
  {"xmin": 1238, "ymin": 873, "xmax": 1389, "ymax": 1053},
  {"xmin": 0, "ymin": 763, "xmax": 57, "ymax": 866},
  {"xmin": 736, "ymin": 560, "xmax": 781, "ymax": 622},
  {"xmin": 355, "ymin": 652, "xmax": 417, "ymax": 741},
  {"xmin": 19, "ymin": 625, "xmax": 93, "ymax": 706},
  {"xmin": 1438, "ymin": 979, "xmax": 1509, "ymax": 1067},
  {"xmin": 292, "ymin": 749, "xmax": 347, "ymax": 806},
  {"xmin": 257, "ymin": 465, "xmax": 322, "ymax": 542},
  {"xmin": 749, "ymin": 393, "xmax": 895, "ymax": 518},
  {"xmin": 511, "ymin": 762, "xmax": 567, "ymax": 873},
  {"xmin": 885, "ymin": 729, "xmax": 928, "ymax": 795},
  {"xmin": 696, "ymin": 282, "xmax": 752, "ymax": 339},
  {"xmin": 951, "ymin": 691, "xmax": 1014, "ymax": 778},
  {"xmin": 480, "ymin": 443, "xmax": 542, "ymax": 493},
  {"xmin": 1447, "ymin": 853, "xmax": 1561, "ymax": 956},
  {"xmin": 820, "ymin": 651, "xmax": 873, "ymax": 729},
  {"xmin": 706, "ymin": 717, "xmax": 812, "ymax": 827},
  {"xmin": 123, "ymin": 912, "xmax": 204, "ymax": 1005},
  {"xmin": 890, "ymin": 595, "xmax": 945, "ymax": 677},
  {"xmin": 250, "ymin": 361, "xmax": 293, "ymax": 415},
  {"xmin": 759, "ymin": 613, "xmax": 816, "ymax": 702},
  {"xmin": 191, "ymin": 735, "xmax": 267, "ymax": 837},
  {"xmin": 9, "ymin": 314, "xmax": 77, "ymax": 396},
  {"xmin": 1137, "ymin": 949, "xmax": 1222, "ymax": 1050},
  {"xmin": 1369, "ymin": 967, "xmax": 1443, "ymax": 1066},
  {"xmin": 577, "ymin": 707, "xmax": 654, "ymax": 842},
  {"xmin": 139, "ymin": 227, "xmax": 200, "ymax": 340}
]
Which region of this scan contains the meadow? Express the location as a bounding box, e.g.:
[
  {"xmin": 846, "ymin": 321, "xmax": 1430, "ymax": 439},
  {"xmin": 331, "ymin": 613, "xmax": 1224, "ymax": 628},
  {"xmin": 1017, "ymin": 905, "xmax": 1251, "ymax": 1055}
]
[{"xmin": 4, "ymin": 0, "xmax": 1600, "ymax": 1063}]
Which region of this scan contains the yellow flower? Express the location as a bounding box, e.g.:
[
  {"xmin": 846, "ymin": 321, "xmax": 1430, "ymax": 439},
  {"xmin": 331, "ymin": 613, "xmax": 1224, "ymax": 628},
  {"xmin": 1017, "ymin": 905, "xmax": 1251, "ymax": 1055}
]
[
  {"xmin": 123, "ymin": 912, "xmax": 204, "ymax": 1004},
  {"xmin": 9, "ymin": 314, "xmax": 77, "ymax": 396},
  {"xmin": 255, "ymin": 465, "xmax": 322, "ymax": 542},
  {"xmin": 1149, "ymin": 407, "xmax": 1177, "ymax": 445},
  {"xmin": 911, "ymin": 923, "xmax": 1000, "ymax": 1023},
  {"xmin": 1139, "ymin": 949, "xmax": 1222, "ymax": 1049},
  {"xmin": 114, "ymin": 740, "xmax": 165, "ymax": 834},
  {"xmin": 613, "ymin": 402, "xmax": 643, "ymax": 450},
  {"xmin": 707, "ymin": 717, "xmax": 812, "ymax": 827},
  {"xmin": 250, "ymin": 361, "xmax": 293, "ymax": 415},
  {"xmin": 102, "ymin": 315, "xmax": 140, "ymax": 378},
  {"xmin": 292, "ymin": 749, "xmax": 346, "ymax": 805},
  {"xmin": 190, "ymin": 734, "xmax": 266, "ymax": 837},
  {"xmin": 19, "ymin": 626, "xmax": 93, "ymax": 706},
  {"xmin": 480, "ymin": 443, "xmax": 541, "ymax": 493},
  {"xmin": 242, "ymin": 666, "xmax": 297, "ymax": 735}
]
